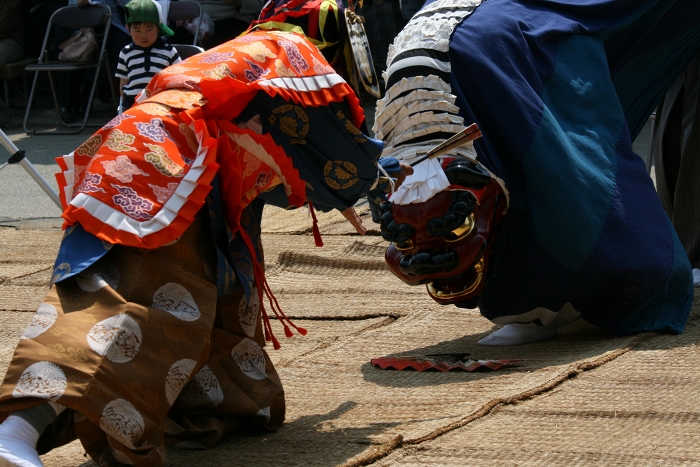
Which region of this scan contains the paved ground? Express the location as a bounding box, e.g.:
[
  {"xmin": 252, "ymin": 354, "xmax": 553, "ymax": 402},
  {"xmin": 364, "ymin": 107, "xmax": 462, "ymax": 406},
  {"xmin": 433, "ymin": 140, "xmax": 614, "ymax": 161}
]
[{"xmin": 0, "ymin": 101, "xmax": 115, "ymax": 229}]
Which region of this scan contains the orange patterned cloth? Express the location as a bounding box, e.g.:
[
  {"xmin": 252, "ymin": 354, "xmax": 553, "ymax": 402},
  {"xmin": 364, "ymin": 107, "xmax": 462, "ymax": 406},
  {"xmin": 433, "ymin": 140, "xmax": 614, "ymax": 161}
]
[{"xmin": 56, "ymin": 31, "xmax": 366, "ymax": 249}]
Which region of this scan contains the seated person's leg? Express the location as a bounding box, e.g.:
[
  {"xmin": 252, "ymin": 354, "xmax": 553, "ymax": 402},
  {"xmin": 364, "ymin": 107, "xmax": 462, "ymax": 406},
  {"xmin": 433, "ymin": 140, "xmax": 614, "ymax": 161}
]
[{"xmin": 0, "ymin": 38, "xmax": 24, "ymax": 68}]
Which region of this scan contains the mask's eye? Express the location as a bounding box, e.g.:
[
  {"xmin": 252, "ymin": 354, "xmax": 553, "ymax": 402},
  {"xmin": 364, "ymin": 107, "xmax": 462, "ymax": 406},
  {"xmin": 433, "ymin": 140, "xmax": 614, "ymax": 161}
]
[
  {"xmin": 444, "ymin": 213, "xmax": 475, "ymax": 242},
  {"xmin": 445, "ymin": 160, "xmax": 491, "ymax": 188}
]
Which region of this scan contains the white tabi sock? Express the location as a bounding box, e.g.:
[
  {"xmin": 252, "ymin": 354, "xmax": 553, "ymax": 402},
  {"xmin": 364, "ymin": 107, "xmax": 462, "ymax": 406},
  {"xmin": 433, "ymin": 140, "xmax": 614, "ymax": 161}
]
[
  {"xmin": 0, "ymin": 415, "xmax": 44, "ymax": 467},
  {"xmin": 478, "ymin": 303, "xmax": 581, "ymax": 346},
  {"xmin": 477, "ymin": 323, "xmax": 558, "ymax": 346}
]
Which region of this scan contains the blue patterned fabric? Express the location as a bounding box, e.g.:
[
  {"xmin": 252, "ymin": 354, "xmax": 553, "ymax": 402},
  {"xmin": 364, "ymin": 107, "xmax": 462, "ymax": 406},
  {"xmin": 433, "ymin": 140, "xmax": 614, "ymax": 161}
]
[
  {"xmin": 50, "ymin": 224, "xmax": 114, "ymax": 285},
  {"xmin": 207, "ymin": 177, "xmax": 259, "ymax": 299},
  {"xmin": 444, "ymin": 0, "xmax": 700, "ymax": 334},
  {"xmin": 249, "ymin": 93, "xmax": 384, "ymax": 212}
]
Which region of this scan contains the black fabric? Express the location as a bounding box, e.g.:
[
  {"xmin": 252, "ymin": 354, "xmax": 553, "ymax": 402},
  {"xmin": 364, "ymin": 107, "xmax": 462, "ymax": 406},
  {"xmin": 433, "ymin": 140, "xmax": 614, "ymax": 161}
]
[
  {"xmin": 247, "ymin": 92, "xmax": 382, "ymax": 212},
  {"xmin": 15, "ymin": 403, "xmax": 57, "ymax": 436}
]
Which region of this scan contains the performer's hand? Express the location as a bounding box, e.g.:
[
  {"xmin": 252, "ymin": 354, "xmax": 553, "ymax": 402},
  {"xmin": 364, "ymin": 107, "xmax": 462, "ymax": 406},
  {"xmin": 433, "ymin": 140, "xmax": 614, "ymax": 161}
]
[
  {"xmin": 341, "ymin": 207, "xmax": 366, "ymax": 235},
  {"xmin": 378, "ymin": 158, "xmax": 415, "ymax": 192},
  {"xmin": 393, "ymin": 163, "xmax": 414, "ymax": 189}
]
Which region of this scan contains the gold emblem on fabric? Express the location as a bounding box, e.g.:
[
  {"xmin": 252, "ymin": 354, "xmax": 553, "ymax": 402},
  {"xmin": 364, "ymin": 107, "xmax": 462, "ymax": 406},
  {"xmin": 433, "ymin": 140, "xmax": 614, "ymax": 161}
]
[
  {"xmin": 202, "ymin": 63, "xmax": 236, "ymax": 80},
  {"xmin": 336, "ymin": 110, "xmax": 367, "ymax": 143},
  {"xmin": 146, "ymin": 313, "xmax": 186, "ymax": 342},
  {"xmin": 144, "ymin": 143, "xmax": 185, "ymax": 177},
  {"xmin": 174, "ymin": 244, "xmax": 194, "ymax": 260},
  {"xmin": 236, "ymin": 41, "xmax": 277, "ymax": 62},
  {"xmin": 105, "ymin": 129, "xmax": 137, "ymax": 152},
  {"xmin": 38, "ymin": 343, "xmax": 90, "ymax": 363},
  {"xmin": 269, "ymin": 105, "xmax": 309, "ymax": 144},
  {"xmin": 274, "ymin": 59, "xmax": 297, "ymax": 77},
  {"xmin": 71, "ymin": 313, "xmax": 98, "ymax": 324},
  {"xmin": 139, "ymin": 103, "xmax": 172, "ymax": 116},
  {"xmin": 49, "ymin": 326, "xmax": 79, "ymax": 337},
  {"xmin": 127, "ymin": 382, "xmax": 160, "ymax": 409},
  {"xmin": 132, "ymin": 362, "xmax": 150, "ymax": 376},
  {"xmin": 323, "ymin": 160, "xmax": 359, "ymax": 189},
  {"xmin": 76, "ymin": 134, "xmax": 103, "ymax": 158},
  {"xmin": 158, "ymin": 65, "xmax": 195, "ymax": 75},
  {"xmin": 252, "ymin": 384, "xmax": 271, "ymax": 399},
  {"xmin": 158, "ymin": 349, "xmax": 174, "ymax": 361},
  {"xmin": 143, "ymin": 90, "xmax": 205, "ymax": 110}
]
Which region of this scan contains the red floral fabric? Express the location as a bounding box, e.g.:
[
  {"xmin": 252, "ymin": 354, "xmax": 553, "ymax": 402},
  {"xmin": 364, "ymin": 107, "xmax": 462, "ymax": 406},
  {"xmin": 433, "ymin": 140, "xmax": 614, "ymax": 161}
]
[{"xmin": 56, "ymin": 31, "xmax": 366, "ymax": 249}]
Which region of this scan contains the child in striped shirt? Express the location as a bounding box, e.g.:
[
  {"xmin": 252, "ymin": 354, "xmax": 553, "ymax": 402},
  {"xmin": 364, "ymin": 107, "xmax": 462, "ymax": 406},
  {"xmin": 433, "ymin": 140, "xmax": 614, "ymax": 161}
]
[{"xmin": 116, "ymin": 0, "xmax": 181, "ymax": 111}]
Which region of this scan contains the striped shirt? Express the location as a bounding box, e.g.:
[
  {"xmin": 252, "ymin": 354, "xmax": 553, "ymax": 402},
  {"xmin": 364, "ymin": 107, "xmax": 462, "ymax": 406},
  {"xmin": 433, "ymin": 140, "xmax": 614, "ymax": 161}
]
[{"xmin": 116, "ymin": 39, "xmax": 181, "ymax": 100}]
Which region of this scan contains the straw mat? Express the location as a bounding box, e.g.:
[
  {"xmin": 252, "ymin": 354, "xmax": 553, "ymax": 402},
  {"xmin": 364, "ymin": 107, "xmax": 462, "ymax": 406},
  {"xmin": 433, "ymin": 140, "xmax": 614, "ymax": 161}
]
[
  {"xmin": 373, "ymin": 319, "xmax": 700, "ymax": 466},
  {"xmin": 260, "ymin": 204, "xmax": 376, "ymax": 236},
  {"xmin": 0, "ymin": 209, "xmax": 698, "ymax": 467}
]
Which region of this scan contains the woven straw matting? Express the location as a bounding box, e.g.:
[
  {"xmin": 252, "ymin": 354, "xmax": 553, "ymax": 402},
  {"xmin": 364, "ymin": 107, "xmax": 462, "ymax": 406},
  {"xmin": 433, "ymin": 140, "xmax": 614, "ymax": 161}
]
[
  {"xmin": 372, "ymin": 322, "xmax": 700, "ymax": 467},
  {"xmin": 0, "ymin": 209, "xmax": 698, "ymax": 467},
  {"xmin": 260, "ymin": 204, "xmax": 377, "ymax": 236}
]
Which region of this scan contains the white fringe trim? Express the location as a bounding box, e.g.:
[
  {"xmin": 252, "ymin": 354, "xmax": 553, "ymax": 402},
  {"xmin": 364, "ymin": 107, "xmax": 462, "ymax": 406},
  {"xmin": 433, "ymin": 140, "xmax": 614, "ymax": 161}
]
[
  {"xmin": 377, "ymin": 75, "xmax": 451, "ymax": 113},
  {"xmin": 387, "ymin": 0, "xmax": 483, "ymax": 66},
  {"xmin": 385, "ymin": 112, "xmax": 465, "ymax": 145},
  {"xmin": 374, "ymin": 89, "xmax": 459, "ymax": 135},
  {"xmin": 257, "ymin": 73, "xmax": 345, "ymax": 92}
]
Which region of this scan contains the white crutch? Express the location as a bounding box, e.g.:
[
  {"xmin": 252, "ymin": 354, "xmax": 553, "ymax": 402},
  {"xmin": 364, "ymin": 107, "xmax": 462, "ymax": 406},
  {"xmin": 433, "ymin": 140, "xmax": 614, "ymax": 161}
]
[{"xmin": 0, "ymin": 128, "xmax": 62, "ymax": 209}]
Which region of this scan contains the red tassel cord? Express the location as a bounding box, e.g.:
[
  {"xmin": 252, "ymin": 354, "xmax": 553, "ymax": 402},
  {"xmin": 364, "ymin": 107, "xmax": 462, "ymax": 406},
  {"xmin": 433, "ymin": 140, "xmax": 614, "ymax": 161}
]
[
  {"xmin": 257, "ymin": 283, "xmax": 281, "ymax": 350},
  {"xmin": 262, "ymin": 278, "xmax": 307, "ymax": 336},
  {"xmin": 308, "ymin": 201, "xmax": 324, "ymax": 247},
  {"xmin": 237, "ymin": 226, "xmax": 307, "ymax": 349}
]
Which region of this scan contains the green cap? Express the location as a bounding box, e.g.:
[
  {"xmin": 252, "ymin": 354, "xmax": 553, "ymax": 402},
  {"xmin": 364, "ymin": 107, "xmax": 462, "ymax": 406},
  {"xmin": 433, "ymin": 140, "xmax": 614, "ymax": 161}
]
[{"xmin": 124, "ymin": 0, "xmax": 174, "ymax": 36}]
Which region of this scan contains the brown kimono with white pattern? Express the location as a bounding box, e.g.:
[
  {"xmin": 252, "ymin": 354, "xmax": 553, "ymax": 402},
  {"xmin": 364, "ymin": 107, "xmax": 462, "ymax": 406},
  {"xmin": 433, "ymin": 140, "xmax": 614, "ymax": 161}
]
[{"xmin": 0, "ymin": 207, "xmax": 284, "ymax": 466}]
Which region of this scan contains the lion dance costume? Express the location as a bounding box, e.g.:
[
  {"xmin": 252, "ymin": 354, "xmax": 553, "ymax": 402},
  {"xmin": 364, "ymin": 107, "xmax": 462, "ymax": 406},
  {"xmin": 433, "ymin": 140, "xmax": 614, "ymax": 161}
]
[{"xmin": 374, "ymin": 0, "xmax": 700, "ymax": 340}]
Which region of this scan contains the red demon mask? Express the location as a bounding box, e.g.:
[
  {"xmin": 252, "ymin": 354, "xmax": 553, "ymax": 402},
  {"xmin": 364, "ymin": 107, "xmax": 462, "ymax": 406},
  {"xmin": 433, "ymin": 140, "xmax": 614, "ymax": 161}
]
[{"xmin": 381, "ymin": 159, "xmax": 508, "ymax": 305}]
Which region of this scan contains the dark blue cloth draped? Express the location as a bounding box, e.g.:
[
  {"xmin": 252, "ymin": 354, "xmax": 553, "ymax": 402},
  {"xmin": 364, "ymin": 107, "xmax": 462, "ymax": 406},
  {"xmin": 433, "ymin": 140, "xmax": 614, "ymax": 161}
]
[{"xmin": 444, "ymin": 0, "xmax": 699, "ymax": 334}]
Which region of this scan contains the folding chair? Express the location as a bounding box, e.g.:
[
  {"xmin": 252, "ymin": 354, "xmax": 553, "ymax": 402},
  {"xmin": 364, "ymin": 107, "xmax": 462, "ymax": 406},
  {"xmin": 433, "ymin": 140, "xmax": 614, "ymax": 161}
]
[
  {"xmin": 173, "ymin": 44, "xmax": 205, "ymax": 60},
  {"xmin": 168, "ymin": 1, "xmax": 203, "ymax": 46},
  {"xmin": 22, "ymin": 3, "xmax": 118, "ymax": 135}
]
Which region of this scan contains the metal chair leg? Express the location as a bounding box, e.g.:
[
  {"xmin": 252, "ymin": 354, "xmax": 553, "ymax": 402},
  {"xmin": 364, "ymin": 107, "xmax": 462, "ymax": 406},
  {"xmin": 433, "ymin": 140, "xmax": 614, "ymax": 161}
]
[
  {"xmin": 23, "ymin": 70, "xmax": 42, "ymax": 135},
  {"xmin": 2, "ymin": 80, "xmax": 9, "ymax": 109}
]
